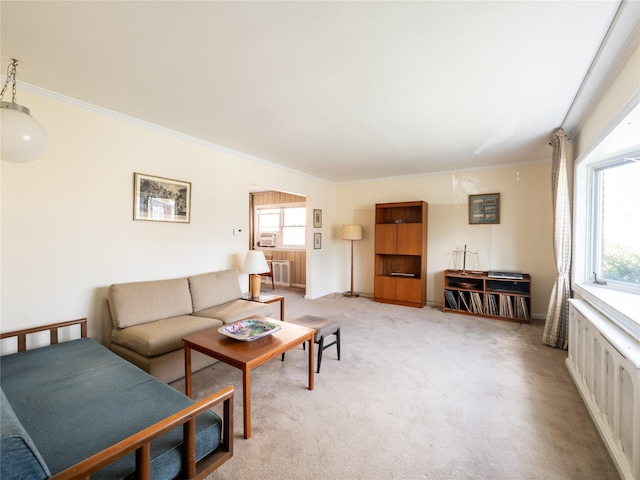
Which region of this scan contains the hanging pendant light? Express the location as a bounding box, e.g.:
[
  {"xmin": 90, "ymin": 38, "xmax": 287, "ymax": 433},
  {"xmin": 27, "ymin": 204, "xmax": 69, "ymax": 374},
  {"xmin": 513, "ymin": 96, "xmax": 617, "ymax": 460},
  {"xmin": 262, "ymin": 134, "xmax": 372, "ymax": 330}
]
[{"xmin": 1, "ymin": 59, "xmax": 47, "ymax": 163}]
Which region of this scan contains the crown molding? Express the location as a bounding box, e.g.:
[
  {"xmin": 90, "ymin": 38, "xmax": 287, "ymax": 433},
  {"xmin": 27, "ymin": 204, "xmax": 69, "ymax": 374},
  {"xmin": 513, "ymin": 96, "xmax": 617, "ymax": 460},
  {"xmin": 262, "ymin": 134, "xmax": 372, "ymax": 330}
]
[{"xmin": 1, "ymin": 77, "xmax": 336, "ymax": 186}]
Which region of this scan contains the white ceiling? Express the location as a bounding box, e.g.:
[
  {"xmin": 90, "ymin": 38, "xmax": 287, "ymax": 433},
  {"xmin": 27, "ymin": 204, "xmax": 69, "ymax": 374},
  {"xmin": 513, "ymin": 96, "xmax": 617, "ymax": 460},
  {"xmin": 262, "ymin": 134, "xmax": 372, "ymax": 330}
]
[{"xmin": 1, "ymin": 1, "xmax": 637, "ymax": 183}]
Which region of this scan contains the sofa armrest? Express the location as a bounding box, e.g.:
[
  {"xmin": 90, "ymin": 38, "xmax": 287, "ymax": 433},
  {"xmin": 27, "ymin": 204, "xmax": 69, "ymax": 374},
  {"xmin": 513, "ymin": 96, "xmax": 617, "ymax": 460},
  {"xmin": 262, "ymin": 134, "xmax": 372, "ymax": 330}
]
[
  {"xmin": 0, "ymin": 318, "xmax": 87, "ymax": 352},
  {"xmin": 49, "ymin": 385, "xmax": 234, "ymax": 480},
  {"xmin": 103, "ymin": 298, "xmax": 115, "ymax": 346}
]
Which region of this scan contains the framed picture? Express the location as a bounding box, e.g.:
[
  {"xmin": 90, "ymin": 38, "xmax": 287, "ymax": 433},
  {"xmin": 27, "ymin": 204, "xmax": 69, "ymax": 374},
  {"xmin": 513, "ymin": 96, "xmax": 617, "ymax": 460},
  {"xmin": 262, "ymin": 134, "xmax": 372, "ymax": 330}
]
[
  {"xmin": 469, "ymin": 193, "xmax": 500, "ymax": 224},
  {"xmin": 133, "ymin": 173, "xmax": 191, "ymax": 223},
  {"xmin": 314, "ymin": 232, "xmax": 322, "ymax": 249},
  {"xmin": 313, "ymin": 209, "xmax": 322, "ymax": 228}
]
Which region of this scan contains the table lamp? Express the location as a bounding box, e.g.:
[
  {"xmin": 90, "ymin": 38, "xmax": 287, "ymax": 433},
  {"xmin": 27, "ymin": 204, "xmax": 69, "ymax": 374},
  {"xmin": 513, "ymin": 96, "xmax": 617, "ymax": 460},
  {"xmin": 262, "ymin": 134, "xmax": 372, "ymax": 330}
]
[
  {"xmin": 243, "ymin": 250, "xmax": 270, "ymax": 299},
  {"xmin": 342, "ymin": 224, "xmax": 363, "ymax": 297}
]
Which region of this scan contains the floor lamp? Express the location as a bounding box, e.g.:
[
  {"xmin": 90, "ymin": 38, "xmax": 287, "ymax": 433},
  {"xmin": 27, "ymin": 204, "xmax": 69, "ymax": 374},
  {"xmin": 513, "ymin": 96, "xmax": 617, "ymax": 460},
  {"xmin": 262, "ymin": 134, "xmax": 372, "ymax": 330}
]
[{"xmin": 343, "ymin": 224, "xmax": 363, "ymax": 297}]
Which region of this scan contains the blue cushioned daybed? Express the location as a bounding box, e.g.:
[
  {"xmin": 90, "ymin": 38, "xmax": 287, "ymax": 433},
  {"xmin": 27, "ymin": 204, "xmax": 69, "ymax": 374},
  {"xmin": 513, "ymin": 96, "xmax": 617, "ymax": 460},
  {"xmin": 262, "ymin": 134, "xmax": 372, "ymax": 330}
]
[{"xmin": 0, "ymin": 319, "xmax": 233, "ymax": 480}]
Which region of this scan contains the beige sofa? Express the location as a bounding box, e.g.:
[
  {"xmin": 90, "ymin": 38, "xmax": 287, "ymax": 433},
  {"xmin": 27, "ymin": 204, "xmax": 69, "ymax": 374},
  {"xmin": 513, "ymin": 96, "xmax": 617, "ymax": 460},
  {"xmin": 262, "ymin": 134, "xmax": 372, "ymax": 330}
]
[{"xmin": 104, "ymin": 269, "xmax": 272, "ymax": 383}]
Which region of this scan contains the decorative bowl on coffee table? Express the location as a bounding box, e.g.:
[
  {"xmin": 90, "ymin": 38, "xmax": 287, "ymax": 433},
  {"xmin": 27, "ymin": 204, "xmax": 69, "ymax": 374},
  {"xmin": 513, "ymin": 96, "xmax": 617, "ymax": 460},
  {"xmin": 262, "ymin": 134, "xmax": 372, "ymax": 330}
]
[{"xmin": 218, "ymin": 318, "xmax": 281, "ymax": 341}]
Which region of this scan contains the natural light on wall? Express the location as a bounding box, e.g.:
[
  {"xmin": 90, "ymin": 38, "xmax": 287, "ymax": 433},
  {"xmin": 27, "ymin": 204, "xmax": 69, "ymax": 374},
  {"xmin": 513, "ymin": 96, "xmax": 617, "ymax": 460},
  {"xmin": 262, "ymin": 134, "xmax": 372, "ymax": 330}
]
[{"xmin": 574, "ymin": 100, "xmax": 640, "ymax": 340}]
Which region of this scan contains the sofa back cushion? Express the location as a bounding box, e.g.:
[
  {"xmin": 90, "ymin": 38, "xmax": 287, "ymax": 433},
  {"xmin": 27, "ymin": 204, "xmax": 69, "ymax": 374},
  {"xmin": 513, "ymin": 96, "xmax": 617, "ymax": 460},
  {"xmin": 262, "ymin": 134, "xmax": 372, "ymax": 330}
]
[
  {"xmin": 188, "ymin": 269, "xmax": 242, "ymax": 312},
  {"xmin": 109, "ymin": 277, "xmax": 193, "ymax": 329},
  {"xmin": 0, "ymin": 388, "xmax": 51, "ymax": 480}
]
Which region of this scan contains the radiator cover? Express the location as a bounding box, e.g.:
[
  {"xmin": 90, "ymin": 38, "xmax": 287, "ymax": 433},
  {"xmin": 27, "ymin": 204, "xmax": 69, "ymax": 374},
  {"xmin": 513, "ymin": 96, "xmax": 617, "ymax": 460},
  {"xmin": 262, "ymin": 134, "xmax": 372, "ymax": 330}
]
[
  {"xmin": 567, "ymin": 299, "xmax": 640, "ymax": 480},
  {"xmin": 272, "ymin": 260, "xmax": 291, "ymax": 286}
]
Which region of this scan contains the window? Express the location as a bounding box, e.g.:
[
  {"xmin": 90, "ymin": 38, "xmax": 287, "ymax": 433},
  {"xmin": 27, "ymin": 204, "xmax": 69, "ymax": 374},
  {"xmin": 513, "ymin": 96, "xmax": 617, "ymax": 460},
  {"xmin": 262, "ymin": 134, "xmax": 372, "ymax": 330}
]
[
  {"xmin": 592, "ymin": 159, "xmax": 640, "ymax": 290},
  {"xmin": 282, "ymin": 207, "xmax": 306, "ymax": 246},
  {"xmin": 574, "ymin": 101, "xmax": 640, "ymax": 340},
  {"xmin": 255, "ymin": 205, "xmax": 306, "ymax": 249}
]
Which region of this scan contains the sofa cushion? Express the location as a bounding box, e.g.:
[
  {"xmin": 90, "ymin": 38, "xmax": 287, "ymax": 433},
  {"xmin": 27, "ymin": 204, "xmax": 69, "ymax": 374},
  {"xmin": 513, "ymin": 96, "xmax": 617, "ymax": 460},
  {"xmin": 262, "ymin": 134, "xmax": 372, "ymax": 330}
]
[
  {"xmin": 111, "ymin": 315, "xmax": 223, "ymax": 357},
  {"xmin": 0, "ymin": 388, "xmax": 51, "ymax": 480},
  {"xmin": 109, "ymin": 277, "xmax": 193, "ymax": 328},
  {"xmin": 188, "ymin": 269, "xmax": 243, "ymax": 312},
  {"xmin": 0, "ymin": 338, "xmax": 222, "ymax": 480},
  {"xmin": 192, "ymin": 299, "xmax": 273, "ymax": 324}
]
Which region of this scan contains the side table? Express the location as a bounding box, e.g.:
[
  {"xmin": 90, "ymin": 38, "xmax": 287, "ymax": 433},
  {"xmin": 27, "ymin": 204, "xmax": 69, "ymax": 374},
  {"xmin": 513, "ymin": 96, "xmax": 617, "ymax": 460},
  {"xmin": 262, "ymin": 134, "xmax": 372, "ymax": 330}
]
[{"xmin": 242, "ymin": 292, "xmax": 285, "ymax": 320}]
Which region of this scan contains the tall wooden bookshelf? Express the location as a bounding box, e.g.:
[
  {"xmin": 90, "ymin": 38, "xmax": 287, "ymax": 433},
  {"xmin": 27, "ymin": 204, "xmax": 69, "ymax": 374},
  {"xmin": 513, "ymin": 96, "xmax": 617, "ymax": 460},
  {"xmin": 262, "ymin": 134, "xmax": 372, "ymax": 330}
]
[
  {"xmin": 374, "ymin": 201, "xmax": 428, "ymax": 308},
  {"xmin": 443, "ymin": 270, "xmax": 531, "ymax": 323}
]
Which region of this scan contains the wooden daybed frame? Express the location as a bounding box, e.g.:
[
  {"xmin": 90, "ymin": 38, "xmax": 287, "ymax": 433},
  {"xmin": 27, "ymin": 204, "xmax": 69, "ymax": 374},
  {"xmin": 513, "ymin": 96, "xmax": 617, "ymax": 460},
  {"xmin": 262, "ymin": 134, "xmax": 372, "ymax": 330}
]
[{"xmin": 0, "ymin": 318, "xmax": 234, "ymax": 480}]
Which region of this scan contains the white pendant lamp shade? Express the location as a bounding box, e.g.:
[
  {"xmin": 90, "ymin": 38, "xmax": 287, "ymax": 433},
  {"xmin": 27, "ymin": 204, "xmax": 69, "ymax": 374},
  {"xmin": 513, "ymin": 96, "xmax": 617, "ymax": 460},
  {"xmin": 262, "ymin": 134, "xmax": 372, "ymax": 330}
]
[
  {"xmin": 1, "ymin": 103, "xmax": 48, "ymax": 163},
  {"xmin": 1, "ymin": 59, "xmax": 47, "ymax": 163}
]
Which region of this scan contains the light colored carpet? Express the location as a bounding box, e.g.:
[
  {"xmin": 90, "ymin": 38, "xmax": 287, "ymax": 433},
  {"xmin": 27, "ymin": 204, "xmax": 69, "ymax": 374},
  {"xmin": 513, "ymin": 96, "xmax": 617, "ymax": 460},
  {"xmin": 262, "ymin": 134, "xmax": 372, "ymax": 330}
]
[{"xmin": 171, "ymin": 288, "xmax": 620, "ymax": 480}]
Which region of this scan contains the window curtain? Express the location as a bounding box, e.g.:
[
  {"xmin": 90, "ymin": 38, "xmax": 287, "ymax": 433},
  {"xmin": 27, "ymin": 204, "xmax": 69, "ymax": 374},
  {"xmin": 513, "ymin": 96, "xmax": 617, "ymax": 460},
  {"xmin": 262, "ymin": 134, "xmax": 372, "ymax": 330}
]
[{"xmin": 543, "ymin": 128, "xmax": 571, "ymax": 349}]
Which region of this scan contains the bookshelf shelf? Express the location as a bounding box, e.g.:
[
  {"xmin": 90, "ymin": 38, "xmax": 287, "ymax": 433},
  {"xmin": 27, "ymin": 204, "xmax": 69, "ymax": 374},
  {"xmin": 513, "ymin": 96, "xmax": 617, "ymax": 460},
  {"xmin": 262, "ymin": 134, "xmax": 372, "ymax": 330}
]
[
  {"xmin": 374, "ymin": 201, "xmax": 428, "ymax": 308},
  {"xmin": 443, "ymin": 270, "xmax": 531, "ymax": 323}
]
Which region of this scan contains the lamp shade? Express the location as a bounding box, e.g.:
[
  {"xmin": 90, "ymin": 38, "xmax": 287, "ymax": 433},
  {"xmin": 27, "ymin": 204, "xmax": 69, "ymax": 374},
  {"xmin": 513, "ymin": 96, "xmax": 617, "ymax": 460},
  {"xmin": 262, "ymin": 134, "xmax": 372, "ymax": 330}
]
[
  {"xmin": 1, "ymin": 103, "xmax": 47, "ymax": 163},
  {"xmin": 243, "ymin": 250, "xmax": 270, "ymax": 274},
  {"xmin": 342, "ymin": 224, "xmax": 363, "ymax": 241}
]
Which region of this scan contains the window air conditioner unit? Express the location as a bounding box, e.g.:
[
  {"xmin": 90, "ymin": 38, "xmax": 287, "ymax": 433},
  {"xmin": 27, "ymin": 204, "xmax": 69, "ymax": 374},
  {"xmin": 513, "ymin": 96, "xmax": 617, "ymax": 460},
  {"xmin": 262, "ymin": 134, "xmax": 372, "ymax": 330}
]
[{"xmin": 259, "ymin": 233, "xmax": 276, "ymax": 247}]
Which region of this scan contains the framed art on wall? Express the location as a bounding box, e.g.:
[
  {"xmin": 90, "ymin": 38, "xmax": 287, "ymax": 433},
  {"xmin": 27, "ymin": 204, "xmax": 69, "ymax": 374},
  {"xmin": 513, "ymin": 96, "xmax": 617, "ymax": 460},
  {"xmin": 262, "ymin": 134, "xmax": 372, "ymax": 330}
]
[
  {"xmin": 313, "ymin": 209, "xmax": 322, "ymax": 228},
  {"xmin": 133, "ymin": 172, "xmax": 191, "ymax": 223},
  {"xmin": 469, "ymin": 193, "xmax": 500, "ymax": 224},
  {"xmin": 314, "ymin": 232, "xmax": 322, "ymax": 249}
]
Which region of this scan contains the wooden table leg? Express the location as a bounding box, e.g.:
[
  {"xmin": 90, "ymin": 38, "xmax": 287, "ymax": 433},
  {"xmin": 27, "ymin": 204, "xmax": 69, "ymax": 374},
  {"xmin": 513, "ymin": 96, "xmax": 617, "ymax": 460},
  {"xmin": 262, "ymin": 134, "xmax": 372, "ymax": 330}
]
[
  {"xmin": 243, "ymin": 367, "xmax": 251, "ymax": 439},
  {"xmin": 280, "ymin": 299, "xmax": 285, "ymax": 321},
  {"xmin": 308, "ymin": 336, "xmax": 315, "ymax": 390},
  {"xmin": 184, "ymin": 345, "xmax": 193, "ymax": 398}
]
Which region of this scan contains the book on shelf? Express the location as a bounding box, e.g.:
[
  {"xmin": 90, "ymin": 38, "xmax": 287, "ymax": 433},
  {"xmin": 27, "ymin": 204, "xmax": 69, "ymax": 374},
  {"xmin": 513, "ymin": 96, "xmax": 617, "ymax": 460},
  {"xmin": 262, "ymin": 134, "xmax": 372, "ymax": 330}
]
[
  {"xmin": 500, "ymin": 295, "xmax": 514, "ymax": 318},
  {"xmin": 459, "ymin": 292, "xmax": 471, "ymax": 312},
  {"xmin": 470, "ymin": 292, "xmax": 484, "ymax": 314},
  {"xmin": 444, "ymin": 290, "xmax": 458, "ymax": 310},
  {"xmin": 486, "ymin": 294, "xmax": 498, "ymax": 316},
  {"xmin": 521, "ymin": 297, "xmax": 529, "ymax": 319},
  {"xmin": 514, "ymin": 296, "xmax": 529, "ymax": 319}
]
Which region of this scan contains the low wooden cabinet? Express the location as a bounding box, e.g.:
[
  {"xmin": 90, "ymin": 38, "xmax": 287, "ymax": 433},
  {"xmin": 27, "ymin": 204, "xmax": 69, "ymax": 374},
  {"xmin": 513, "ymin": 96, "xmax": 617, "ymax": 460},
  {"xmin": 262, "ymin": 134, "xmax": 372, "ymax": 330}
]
[
  {"xmin": 374, "ymin": 201, "xmax": 428, "ymax": 308},
  {"xmin": 443, "ymin": 270, "xmax": 531, "ymax": 323}
]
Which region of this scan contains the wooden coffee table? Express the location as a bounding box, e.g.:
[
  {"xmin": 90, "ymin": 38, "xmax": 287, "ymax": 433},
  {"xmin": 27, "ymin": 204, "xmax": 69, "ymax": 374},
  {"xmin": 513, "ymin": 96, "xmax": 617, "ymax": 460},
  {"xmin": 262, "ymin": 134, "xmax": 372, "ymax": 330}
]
[{"xmin": 183, "ymin": 315, "xmax": 315, "ymax": 439}]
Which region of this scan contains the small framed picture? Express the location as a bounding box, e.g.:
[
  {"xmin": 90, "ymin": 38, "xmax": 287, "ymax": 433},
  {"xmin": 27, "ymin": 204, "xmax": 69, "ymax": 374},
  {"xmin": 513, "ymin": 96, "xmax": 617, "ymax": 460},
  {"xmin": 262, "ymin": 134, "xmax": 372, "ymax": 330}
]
[
  {"xmin": 134, "ymin": 173, "xmax": 191, "ymax": 223},
  {"xmin": 469, "ymin": 193, "xmax": 500, "ymax": 224},
  {"xmin": 313, "ymin": 209, "xmax": 322, "ymax": 228},
  {"xmin": 314, "ymin": 232, "xmax": 322, "ymax": 249}
]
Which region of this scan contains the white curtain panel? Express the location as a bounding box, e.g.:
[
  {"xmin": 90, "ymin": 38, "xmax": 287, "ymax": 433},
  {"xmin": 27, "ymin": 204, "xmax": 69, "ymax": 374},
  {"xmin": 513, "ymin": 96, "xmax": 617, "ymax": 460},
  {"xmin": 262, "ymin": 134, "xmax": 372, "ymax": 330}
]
[{"xmin": 543, "ymin": 128, "xmax": 571, "ymax": 349}]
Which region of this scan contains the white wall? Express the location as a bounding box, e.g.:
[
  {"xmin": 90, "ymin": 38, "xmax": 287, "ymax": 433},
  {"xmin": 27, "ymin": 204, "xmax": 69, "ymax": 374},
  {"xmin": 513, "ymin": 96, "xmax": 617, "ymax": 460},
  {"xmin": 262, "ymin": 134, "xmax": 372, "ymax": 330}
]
[
  {"xmin": 1, "ymin": 90, "xmax": 337, "ymax": 343},
  {"xmin": 336, "ymin": 162, "xmax": 556, "ymax": 318}
]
